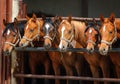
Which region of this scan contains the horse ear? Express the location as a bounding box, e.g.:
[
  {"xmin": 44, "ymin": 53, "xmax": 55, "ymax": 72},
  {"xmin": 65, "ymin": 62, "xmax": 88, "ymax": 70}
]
[
  {"xmin": 109, "ymin": 13, "xmax": 115, "ymax": 23},
  {"xmin": 32, "ymin": 13, "xmax": 37, "ymax": 20},
  {"xmin": 3, "ymin": 19, "xmax": 7, "ymax": 26},
  {"xmin": 68, "ymin": 16, "xmax": 72, "ymax": 23},
  {"xmin": 100, "ymin": 14, "xmax": 104, "ymax": 23},
  {"xmin": 41, "ymin": 15, "xmax": 46, "ymax": 20},
  {"xmin": 14, "ymin": 18, "xmax": 18, "ymax": 24},
  {"xmin": 26, "ymin": 15, "xmax": 30, "ymax": 21},
  {"xmin": 58, "ymin": 16, "xmax": 63, "ymax": 22},
  {"xmin": 93, "ymin": 18, "xmax": 97, "ymax": 25},
  {"xmin": 14, "ymin": 18, "xmax": 18, "ymax": 33},
  {"xmin": 85, "ymin": 19, "xmax": 88, "ymax": 26}
]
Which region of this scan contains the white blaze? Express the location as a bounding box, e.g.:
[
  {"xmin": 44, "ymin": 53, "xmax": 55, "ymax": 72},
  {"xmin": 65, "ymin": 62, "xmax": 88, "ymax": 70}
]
[
  {"xmin": 7, "ymin": 29, "xmax": 11, "ymax": 35},
  {"xmin": 26, "ymin": 25, "xmax": 28, "ymax": 30},
  {"xmin": 61, "ymin": 26, "xmax": 65, "ymax": 38},
  {"xmin": 89, "ymin": 29, "xmax": 92, "ymax": 33},
  {"xmin": 103, "ymin": 25, "xmax": 106, "ymax": 32},
  {"xmin": 59, "ymin": 26, "xmax": 65, "ymax": 49},
  {"xmin": 45, "ymin": 24, "xmax": 50, "ymax": 30}
]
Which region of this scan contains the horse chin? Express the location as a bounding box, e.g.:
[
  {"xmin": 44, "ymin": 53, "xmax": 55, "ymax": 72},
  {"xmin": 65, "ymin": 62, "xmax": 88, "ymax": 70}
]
[
  {"xmin": 99, "ymin": 48, "xmax": 108, "ymax": 55},
  {"xmin": 99, "ymin": 51, "xmax": 108, "ymax": 56}
]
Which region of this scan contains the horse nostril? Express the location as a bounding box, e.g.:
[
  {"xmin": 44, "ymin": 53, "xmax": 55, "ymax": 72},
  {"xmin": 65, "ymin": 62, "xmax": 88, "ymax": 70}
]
[
  {"xmin": 20, "ymin": 43, "xmax": 23, "ymax": 47},
  {"xmin": 103, "ymin": 48, "xmax": 106, "ymax": 52}
]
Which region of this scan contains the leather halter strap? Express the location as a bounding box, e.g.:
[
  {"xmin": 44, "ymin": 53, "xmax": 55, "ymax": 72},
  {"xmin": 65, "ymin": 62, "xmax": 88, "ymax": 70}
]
[
  {"xmin": 23, "ymin": 20, "xmax": 40, "ymax": 47},
  {"xmin": 101, "ymin": 23, "xmax": 117, "ymax": 49},
  {"xmin": 5, "ymin": 30, "xmax": 21, "ymax": 47},
  {"xmin": 60, "ymin": 24, "xmax": 74, "ymax": 46}
]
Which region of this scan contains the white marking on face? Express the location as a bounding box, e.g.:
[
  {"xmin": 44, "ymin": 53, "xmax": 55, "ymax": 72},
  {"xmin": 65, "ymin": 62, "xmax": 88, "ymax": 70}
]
[
  {"xmin": 45, "ymin": 24, "xmax": 50, "ymax": 30},
  {"xmin": 26, "ymin": 25, "xmax": 28, "ymax": 30},
  {"xmin": 89, "ymin": 29, "xmax": 92, "ymax": 33},
  {"xmin": 59, "ymin": 26, "xmax": 65, "ymax": 49},
  {"xmin": 61, "ymin": 26, "xmax": 65, "ymax": 38},
  {"xmin": 103, "ymin": 25, "xmax": 106, "ymax": 32},
  {"xmin": 7, "ymin": 29, "xmax": 11, "ymax": 35}
]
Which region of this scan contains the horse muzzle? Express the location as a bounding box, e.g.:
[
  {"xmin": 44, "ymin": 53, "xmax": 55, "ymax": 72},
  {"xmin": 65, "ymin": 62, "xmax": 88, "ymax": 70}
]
[
  {"xmin": 3, "ymin": 50, "xmax": 11, "ymax": 56},
  {"xmin": 99, "ymin": 44, "xmax": 109, "ymax": 55}
]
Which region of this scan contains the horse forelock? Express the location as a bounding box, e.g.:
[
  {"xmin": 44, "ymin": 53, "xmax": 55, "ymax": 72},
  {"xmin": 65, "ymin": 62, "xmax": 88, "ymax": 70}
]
[{"xmin": 2, "ymin": 23, "xmax": 15, "ymax": 36}]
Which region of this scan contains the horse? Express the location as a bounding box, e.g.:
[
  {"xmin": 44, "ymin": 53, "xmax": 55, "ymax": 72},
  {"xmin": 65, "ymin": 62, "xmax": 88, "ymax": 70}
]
[
  {"xmin": 19, "ymin": 14, "xmax": 51, "ymax": 84},
  {"xmin": 99, "ymin": 13, "xmax": 120, "ymax": 78},
  {"xmin": 2, "ymin": 18, "xmax": 26, "ymax": 56},
  {"xmin": 42, "ymin": 16, "xmax": 89, "ymax": 84},
  {"xmin": 2, "ymin": 18, "xmax": 27, "ymax": 84},
  {"xmin": 42, "ymin": 16, "xmax": 64, "ymax": 84},
  {"xmin": 58, "ymin": 16, "xmax": 111, "ymax": 84}
]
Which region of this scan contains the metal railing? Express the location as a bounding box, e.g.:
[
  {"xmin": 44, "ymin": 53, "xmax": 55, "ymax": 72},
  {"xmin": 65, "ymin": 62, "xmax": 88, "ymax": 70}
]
[{"xmin": 14, "ymin": 47, "xmax": 120, "ymax": 83}]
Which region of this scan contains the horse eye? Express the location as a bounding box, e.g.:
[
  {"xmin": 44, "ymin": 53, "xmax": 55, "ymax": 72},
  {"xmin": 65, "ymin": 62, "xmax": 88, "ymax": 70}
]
[
  {"xmin": 13, "ymin": 34, "xmax": 16, "ymax": 37},
  {"xmin": 30, "ymin": 29, "xmax": 34, "ymax": 32},
  {"xmin": 68, "ymin": 30, "xmax": 71, "ymax": 34},
  {"xmin": 109, "ymin": 31, "xmax": 113, "ymax": 34}
]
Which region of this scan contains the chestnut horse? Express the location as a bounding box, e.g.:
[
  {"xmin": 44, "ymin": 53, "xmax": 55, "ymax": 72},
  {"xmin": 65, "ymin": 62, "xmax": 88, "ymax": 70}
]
[
  {"xmin": 58, "ymin": 17, "xmax": 111, "ymax": 84},
  {"xmin": 43, "ymin": 16, "xmax": 88, "ymax": 84},
  {"xmin": 99, "ymin": 13, "xmax": 120, "ymax": 78},
  {"xmin": 19, "ymin": 14, "xmax": 51, "ymax": 84}
]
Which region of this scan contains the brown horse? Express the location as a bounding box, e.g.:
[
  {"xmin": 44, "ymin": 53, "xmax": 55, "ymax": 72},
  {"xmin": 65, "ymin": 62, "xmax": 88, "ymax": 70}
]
[
  {"xmin": 2, "ymin": 18, "xmax": 27, "ymax": 84},
  {"xmin": 99, "ymin": 13, "xmax": 120, "ymax": 78},
  {"xmin": 19, "ymin": 14, "xmax": 51, "ymax": 84},
  {"xmin": 43, "ymin": 16, "xmax": 88, "ymax": 84},
  {"xmin": 58, "ymin": 16, "xmax": 111, "ymax": 84}
]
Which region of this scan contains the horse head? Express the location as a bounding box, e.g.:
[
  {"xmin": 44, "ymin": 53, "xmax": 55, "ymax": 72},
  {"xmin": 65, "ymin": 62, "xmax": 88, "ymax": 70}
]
[
  {"xmin": 84, "ymin": 19, "xmax": 100, "ymax": 53},
  {"xmin": 2, "ymin": 18, "xmax": 25, "ymax": 56},
  {"xmin": 42, "ymin": 16, "xmax": 61, "ymax": 49},
  {"xmin": 19, "ymin": 13, "xmax": 44, "ymax": 47},
  {"xmin": 58, "ymin": 16, "xmax": 75, "ymax": 51},
  {"xmin": 99, "ymin": 13, "xmax": 117, "ymax": 55}
]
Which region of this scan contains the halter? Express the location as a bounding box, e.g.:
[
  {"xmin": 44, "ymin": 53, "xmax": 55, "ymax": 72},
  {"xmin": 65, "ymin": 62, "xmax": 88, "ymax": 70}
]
[
  {"xmin": 60, "ymin": 24, "xmax": 74, "ymax": 47},
  {"xmin": 85, "ymin": 24, "xmax": 100, "ymax": 46},
  {"xmin": 23, "ymin": 20, "xmax": 40, "ymax": 47},
  {"xmin": 87, "ymin": 40, "xmax": 96, "ymax": 46},
  {"xmin": 5, "ymin": 30, "xmax": 21, "ymax": 47},
  {"xmin": 101, "ymin": 23, "xmax": 117, "ymax": 49},
  {"xmin": 43, "ymin": 23, "xmax": 57, "ymax": 42}
]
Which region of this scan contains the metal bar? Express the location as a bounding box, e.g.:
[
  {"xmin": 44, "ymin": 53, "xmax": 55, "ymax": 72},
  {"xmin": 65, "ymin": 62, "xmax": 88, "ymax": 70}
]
[
  {"xmin": 15, "ymin": 47, "xmax": 120, "ymax": 52},
  {"xmin": 14, "ymin": 74, "xmax": 120, "ymax": 82}
]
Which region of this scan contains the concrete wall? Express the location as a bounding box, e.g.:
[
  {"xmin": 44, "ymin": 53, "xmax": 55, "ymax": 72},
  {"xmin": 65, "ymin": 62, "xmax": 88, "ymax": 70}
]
[
  {"xmin": 23, "ymin": 0, "xmax": 82, "ymax": 17},
  {"xmin": 23, "ymin": 0, "xmax": 120, "ymax": 18},
  {"xmin": 88, "ymin": 0, "xmax": 120, "ymax": 18}
]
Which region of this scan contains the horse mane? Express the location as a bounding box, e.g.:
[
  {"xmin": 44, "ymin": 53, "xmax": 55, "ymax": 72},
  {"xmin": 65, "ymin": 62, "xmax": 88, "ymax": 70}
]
[{"xmin": 16, "ymin": 20, "xmax": 27, "ymax": 36}]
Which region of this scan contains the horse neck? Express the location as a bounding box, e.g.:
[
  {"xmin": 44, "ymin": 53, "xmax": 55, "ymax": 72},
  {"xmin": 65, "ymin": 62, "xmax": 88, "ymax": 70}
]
[
  {"xmin": 72, "ymin": 21, "xmax": 87, "ymax": 47},
  {"xmin": 115, "ymin": 19, "xmax": 120, "ymax": 39}
]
